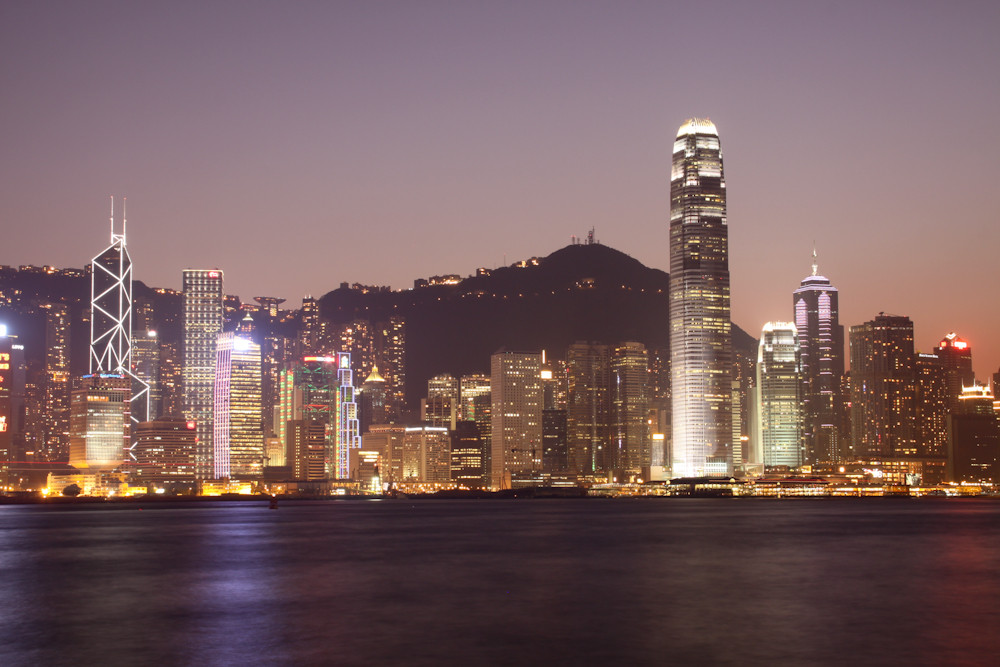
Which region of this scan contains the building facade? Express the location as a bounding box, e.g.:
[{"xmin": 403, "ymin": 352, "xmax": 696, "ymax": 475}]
[
  {"xmin": 755, "ymin": 322, "xmax": 803, "ymax": 469},
  {"xmin": 182, "ymin": 269, "xmax": 224, "ymax": 479},
  {"xmin": 213, "ymin": 333, "xmax": 263, "ymax": 480},
  {"xmin": 792, "ymin": 253, "xmax": 845, "ymax": 464},
  {"xmin": 668, "ymin": 118, "xmax": 733, "ymax": 477},
  {"xmin": 490, "ymin": 351, "xmax": 542, "ymax": 488}
]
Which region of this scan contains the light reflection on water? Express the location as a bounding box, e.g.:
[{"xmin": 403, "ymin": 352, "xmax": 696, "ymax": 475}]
[{"xmin": 1, "ymin": 499, "xmax": 999, "ymax": 665}]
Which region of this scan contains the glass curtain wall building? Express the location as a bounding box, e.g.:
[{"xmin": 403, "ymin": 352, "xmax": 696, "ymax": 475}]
[
  {"xmin": 182, "ymin": 269, "xmax": 224, "ymax": 479},
  {"xmin": 668, "ymin": 118, "xmax": 733, "ymax": 477},
  {"xmin": 755, "ymin": 322, "xmax": 804, "ymax": 468}
]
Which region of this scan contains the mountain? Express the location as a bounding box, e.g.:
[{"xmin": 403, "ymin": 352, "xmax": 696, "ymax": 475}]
[{"xmin": 318, "ymin": 243, "xmax": 756, "ymax": 405}]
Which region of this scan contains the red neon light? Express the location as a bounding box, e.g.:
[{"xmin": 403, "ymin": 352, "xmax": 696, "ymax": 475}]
[
  {"xmin": 208, "ymin": 271, "xmax": 220, "ymax": 278},
  {"xmin": 186, "ymin": 421, "xmax": 196, "ymax": 429},
  {"xmin": 303, "ymin": 356, "xmax": 336, "ymax": 363},
  {"xmin": 953, "ymin": 341, "xmax": 968, "ymax": 350}
]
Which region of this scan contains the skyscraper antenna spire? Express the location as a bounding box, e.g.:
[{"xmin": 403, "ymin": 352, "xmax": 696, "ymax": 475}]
[
  {"xmin": 122, "ymin": 196, "xmax": 127, "ymax": 242},
  {"xmin": 811, "ymin": 243, "xmax": 818, "ymax": 276},
  {"xmin": 109, "ymin": 195, "xmax": 115, "ymax": 242}
]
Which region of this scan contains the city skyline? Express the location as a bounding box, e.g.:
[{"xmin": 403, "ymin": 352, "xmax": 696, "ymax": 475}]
[{"xmin": 1, "ymin": 1, "xmax": 998, "ymax": 375}]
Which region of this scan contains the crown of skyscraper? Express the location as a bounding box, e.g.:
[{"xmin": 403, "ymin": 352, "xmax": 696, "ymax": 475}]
[{"xmin": 677, "ymin": 117, "xmax": 718, "ymax": 137}]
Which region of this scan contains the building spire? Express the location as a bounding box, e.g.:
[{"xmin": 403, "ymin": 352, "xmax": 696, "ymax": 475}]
[
  {"xmin": 811, "ymin": 243, "xmax": 818, "ymax": 277},
  {"xmin": 109, "ymin": 195, "xmax": 115, "ymax": 243}
]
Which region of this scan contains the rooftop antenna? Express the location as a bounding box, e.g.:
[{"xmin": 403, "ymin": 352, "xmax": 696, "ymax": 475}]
[
  {"xmin": 122, "ymin": 196, "xmax": 127, "ymax": 242},
  {"xmin": 109, "ymin": 195, "xmax": 115, "ymax": 242},
  {"xmin": 811, "ymin": 242, "xmax": 818, "ymax": 276}
]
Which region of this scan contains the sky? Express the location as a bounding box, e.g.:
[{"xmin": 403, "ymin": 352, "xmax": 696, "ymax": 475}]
[{"xmin": 2, "ymin": 1, "xmax": 998, "ymax": 376}]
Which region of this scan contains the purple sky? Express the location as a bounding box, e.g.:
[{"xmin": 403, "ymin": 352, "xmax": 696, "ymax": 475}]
[{"xmin": 2, "ymin": 1, "xmax": 999, "ymax": 376}]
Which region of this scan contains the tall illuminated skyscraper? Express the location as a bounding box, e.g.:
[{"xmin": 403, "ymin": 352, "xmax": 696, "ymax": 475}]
[
  {"xmin": 755, "ymin": 322, "xmax": 803, "ymax": 468},
  {"xmin": 89, "ymin": 198, "xmax": 150, "ymax": 436},
  {"xmin": 566, "ymin": 342, "xmax": 611, "ymax": 475},
  {"xmin": 668, "ymin": 118, "xmax": 733, "ymax": 477},
  {"xmin": 213, "ymin": 332, "xmax": 263, "ymax": 480},
  {"xmin": 490, "ymin": 351, "xmax": 542, "ymax": 488},
  {"xmin": 183, "ymin": 269, "xmax": 224, "ymax": 479},
  {"xmin": 849, "ymin": 314, "xmax": 917, "ymax": 460},
  {"xmin": 792, "ymin": 251, "xmax": 845, "ymax": 463},
  {"xmin": 611, "ymin": 342, "xmax": 650, "ymax": 475}
]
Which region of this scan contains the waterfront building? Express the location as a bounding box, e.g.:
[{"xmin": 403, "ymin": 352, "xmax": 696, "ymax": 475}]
[
  {"xmin": 611, "ymin": 342, "xmax": 650, "ymax": 475},
  {"xmin": 946, "ymin": 383, "xmax": 998, "ymax": 483},
  {"xmin": 849, "ymin": 314, "xmax": 917, "ymax": 459},
  {"xmin": 402, "ymin": 425, "xmax": 451, "ymax": 483},
  {"xmin": 41, "ymin": 302, "xmax": 71, "ymax": 461},
  {"xmin": 362, "ymin": 423, "xmax": 406, "ymax": 483},
  {"xmin": 450, "ymin": 420, "xmax": 486, "ymax": 487},
  {"xmin": 792, "ymin": 251, "xmax": 845, "ymax": 463},
  {"xmin": 755, "ymin": 322, "xmax": 804, "ymax": 469},
  {"xmin": 68, "ymin": 374, "xmax": 130, "ymax": 470},
  {"xmin": 277, "ymin": 353, "xmax": 359, "ymax": 479},
  {"xmin": 213, "ymin": 332, "xmax": 263, "ymax": 479},
  {"xmin": 89, "ymin": 200, "xmax": 149, "ymax": 428},
  {"xmin": 566, "ymin": 342, "xmax": 611, "ymax": 474},
  {"xmin": 668, "ymin": 117, "xmax": 733, "ymax": 477},
  {"xmin": 182, "ymin": 269, "xmax": 224, "ymax": 478},
  {"xmin": 131, "ymin": 416, "xmax": 196, "ymax": 484},
  {"xmin": 490, "ymin": 350, "xmax": 542, "ymax": 488},
  {"xmin": 287, "ymin": 419, "xmax": 326, "ymax": 480},
  {"xmin": 915, "ymin": 353, "xmax": 949, "ymax": 457}
]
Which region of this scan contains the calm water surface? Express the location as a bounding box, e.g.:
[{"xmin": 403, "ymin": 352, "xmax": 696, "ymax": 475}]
[{"xmin": 1, "ymin": 498, "xmax": 999, "ymax": 666}]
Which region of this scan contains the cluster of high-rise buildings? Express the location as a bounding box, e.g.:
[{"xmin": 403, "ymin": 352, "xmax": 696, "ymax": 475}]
[{"xmin": 0, "ymin": 119, "xmax": 997, "ymax": 496}]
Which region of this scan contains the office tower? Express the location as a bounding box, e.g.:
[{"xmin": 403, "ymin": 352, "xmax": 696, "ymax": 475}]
[
  {"xmin": 849, "ymin": 314, "xmax": 917, "ymax": 460},
  {"xmin": 287, "ymin": 419, "xmax": 326, "ymax": 480},
  {"xmin": 358, "ymin": 366, "xmax": 387, "ymax": 434},
  {"xmin": 934, "ymin": 333, "xmax": 975, "ymax": 411},
  {"xmin": 423, "ymin": 374, "xmax": 459, "ymax": 429},
  {"xmin": 566, "ymin": 342, "xmax": 611, "ymax": 475},
  {"xmin": 131, "ymin": 416, "xmax": 197, "ymax": 484},
  {"xmin": 362, "ymin": 424, "xmax": 406, "ymax": 483},
  {"xmin": 946, "ymin": 384, "xmax": 998, "ymax": 483},
  {"xmin": 298, "ymin": 296, "xmax": 320, "ymax": 355},
  {"xmin": 260, "ymin": 334, "xmax": 294, "ymax": 437},
  {"xmin": 182, "ymin": 269, "xmax": 224, "ymax": 479},
  {"xmin": 459, "ymin": 375, "xmax": 491, "ymax": 421},
  {"xmin": 89, "ymin": 199, "xmax": 150, "ymax": 430},
  {"xmin": 68, "ymin": 374, "xmax": 130, "ymax": 470},
  {"xmin": 277, "ymin": 353, "xmax": 359, "ymax": 480},
  {"xmin": 213, "ymin": 332, "xmax": 263, "ymax": 480},
  {"xmin": 41, "ymin": 302, "xmax": 71, "ymax": 461},
  {"xmin": 490, "ymin": 351, "xmax": 542, "ymax": 488},
  {"xmin": 611, "ymin": 342, "xmax": 650, "ymax": 475},
  {"xmin": 755, "ymin": 322, "xmax": 804, "ymax": 469},
  {"xmin": 669, "ymin": 118, "xmax": 733, "ymax": 477},
  {"xmin": 0, "ymin": 330, "xmax": 12, "ymax": 483},
  {"xmin": 451, "ymin": 420, "xmax": 486, "ymax": 487},
  {"xmin": 131, "ymin": 330, "xmax": 161, "ymax": 420},
  {"xmin": 158, "ymin": 341, "xmax": 182, "ymax": 416},
  {"xmin": 379, "ymin": 316, "xmax": 406, "ymax": 419},
  {"xmin": 542, "ymin": 408, "xmax": 568, "ymax": 472},
  {"xmin": 253, "ymin": 296, "xmax": 285, "ymax": 321},
  {"xmin": 915, "ymin": 353, "xmax": 949, "ymax": 457},
  {"xmin": 401, "ymin": 425, "xmax": 450, "ymax": 482},
  {"xmin": 792, "ymin": 251, "xmax": 846, "ymax": 463},
  {"xmin": 349, "ymin": 447, "xmax": 382, "ymax": 491}
]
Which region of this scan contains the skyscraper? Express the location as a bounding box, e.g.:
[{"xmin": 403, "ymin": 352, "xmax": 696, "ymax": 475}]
[
  {"xmin": 668, "ymin": 117, "xmax": 733, "ymax": 477},
  {"xmin": 792, "ymin": 251, "xmax": 845, "ymax": 463},
  {"xmin": 566, "ymin": 342, "xmax": 611, "ymax": 475},
  {"xmin": 89, "ymin": 198, "xmax": 150, "ymax": 431},
  {"xmin": 934, "ymin": 333, "xmax": 975, "ymax": 411},
  {"xmin": 68, "ymin": 374, "xmax": 131, "ymax": 470},
  {"xmin": 755, "ymin": 322, "xmax": 804, "ymax": 469},
  {"xmin": 213, "ymin": 332, "xmax": 263, "ymax": 480},
  {"xmin": 611, "ymin": 342, "xmax": 650, "ymax": 475},
  {"xmin": 490, "ymin": 351, "xmax": 542, "ymax": 488},
  {"xmin": 849, "ymin": 314, "xmax": 917, "ymax": 460},
  {"xmin": 182, "ymin": 269, "xmax": 224, "ymax": 479}
]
